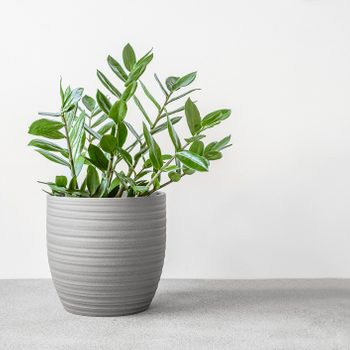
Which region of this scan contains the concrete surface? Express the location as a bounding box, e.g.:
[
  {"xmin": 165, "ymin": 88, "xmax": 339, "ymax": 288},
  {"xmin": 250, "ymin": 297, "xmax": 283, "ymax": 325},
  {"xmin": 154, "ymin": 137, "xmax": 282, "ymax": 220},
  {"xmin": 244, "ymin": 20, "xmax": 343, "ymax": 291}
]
[{"xmin": 0, "ymin": 279, "xmax": 349, "ymax": 350}]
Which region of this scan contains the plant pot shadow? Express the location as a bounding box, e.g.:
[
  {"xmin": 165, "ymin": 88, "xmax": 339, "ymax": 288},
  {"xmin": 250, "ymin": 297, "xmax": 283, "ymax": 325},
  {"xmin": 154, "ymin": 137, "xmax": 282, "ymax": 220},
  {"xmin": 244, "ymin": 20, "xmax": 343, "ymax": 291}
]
[{"xmin": 146, "ymin": 280, "xmax": 350, "ymax": 319}]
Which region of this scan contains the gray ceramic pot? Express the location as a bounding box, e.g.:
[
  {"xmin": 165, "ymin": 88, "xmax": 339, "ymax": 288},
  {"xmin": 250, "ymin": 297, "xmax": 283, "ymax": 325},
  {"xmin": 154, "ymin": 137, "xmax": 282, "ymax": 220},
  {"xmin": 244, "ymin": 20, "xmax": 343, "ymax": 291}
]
[{"xmin": 46, "ymin": 192, "xmax": 166, "ymax": 317}]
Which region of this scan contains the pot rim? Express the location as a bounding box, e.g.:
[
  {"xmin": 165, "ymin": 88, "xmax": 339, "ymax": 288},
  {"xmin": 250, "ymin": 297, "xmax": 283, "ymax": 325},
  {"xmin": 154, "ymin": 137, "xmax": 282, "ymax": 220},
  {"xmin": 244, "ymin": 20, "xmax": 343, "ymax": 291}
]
[{"xmin": 46, "ymin": 191, "xmax": 165, "ymax": 201}]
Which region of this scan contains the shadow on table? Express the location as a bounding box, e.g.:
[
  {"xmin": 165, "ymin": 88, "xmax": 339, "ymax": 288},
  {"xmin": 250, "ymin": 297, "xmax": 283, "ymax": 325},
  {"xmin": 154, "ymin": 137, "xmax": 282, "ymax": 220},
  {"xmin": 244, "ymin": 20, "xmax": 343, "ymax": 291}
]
[{"xmin": 147, "ymin": 283, "xmax": 350, "ymax": 316}]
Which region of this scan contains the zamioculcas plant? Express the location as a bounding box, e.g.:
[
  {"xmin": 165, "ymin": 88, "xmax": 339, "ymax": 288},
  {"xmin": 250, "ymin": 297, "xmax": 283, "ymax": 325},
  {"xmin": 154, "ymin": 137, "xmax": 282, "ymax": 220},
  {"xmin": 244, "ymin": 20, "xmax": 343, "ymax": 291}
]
[
  {"xmin": 28, "ymin": 44, "xmax": 231, "ymax": 198},
  {"xmin": 29, "ymin": 44, "xmax": 232, "ymax": 317}
]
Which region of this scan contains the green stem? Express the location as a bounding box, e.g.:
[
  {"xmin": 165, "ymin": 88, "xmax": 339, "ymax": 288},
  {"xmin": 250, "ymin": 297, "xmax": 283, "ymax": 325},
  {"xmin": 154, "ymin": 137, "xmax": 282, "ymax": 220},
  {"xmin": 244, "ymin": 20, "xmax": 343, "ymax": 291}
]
[{"xmin": 61, "ymin": 113, "xmax": 76, "ymax": 179}]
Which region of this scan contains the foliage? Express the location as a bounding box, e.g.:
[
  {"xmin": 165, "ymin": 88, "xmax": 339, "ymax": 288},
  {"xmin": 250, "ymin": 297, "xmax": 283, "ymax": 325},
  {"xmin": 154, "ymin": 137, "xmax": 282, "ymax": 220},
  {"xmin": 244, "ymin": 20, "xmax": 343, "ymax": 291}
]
[{"xmin": 28, "ymin": 44, "xmax": 232, "ymax": 197}]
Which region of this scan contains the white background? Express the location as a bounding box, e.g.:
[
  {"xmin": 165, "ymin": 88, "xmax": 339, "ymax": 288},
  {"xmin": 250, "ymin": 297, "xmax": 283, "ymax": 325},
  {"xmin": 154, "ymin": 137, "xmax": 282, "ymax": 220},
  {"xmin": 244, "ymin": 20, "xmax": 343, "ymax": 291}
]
[{"xmin": 0, "ymin": 0, "xmax": 349, "ymax": 279}]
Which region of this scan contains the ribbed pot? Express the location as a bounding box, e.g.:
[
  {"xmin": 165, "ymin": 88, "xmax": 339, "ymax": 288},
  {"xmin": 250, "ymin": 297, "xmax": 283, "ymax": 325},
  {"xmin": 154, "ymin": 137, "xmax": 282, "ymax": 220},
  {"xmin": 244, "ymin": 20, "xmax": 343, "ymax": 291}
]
[{"xmin": 46, "ymin": 192, "xmax": 166, "ymax": 317}]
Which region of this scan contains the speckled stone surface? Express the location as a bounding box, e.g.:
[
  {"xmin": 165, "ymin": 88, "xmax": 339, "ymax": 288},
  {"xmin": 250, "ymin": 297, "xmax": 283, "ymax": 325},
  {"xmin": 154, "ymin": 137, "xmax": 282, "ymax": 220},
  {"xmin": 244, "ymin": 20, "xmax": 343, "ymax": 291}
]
[{"xmin": 0, "ymin": 279, "xmax": 349, "ymax": 350}]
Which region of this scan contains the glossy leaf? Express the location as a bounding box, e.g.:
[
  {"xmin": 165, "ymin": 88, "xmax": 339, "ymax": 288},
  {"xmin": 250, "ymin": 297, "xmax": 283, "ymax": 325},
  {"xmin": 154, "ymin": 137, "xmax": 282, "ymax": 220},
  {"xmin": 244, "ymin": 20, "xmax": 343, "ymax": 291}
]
[
  {"xmin": 143, "ymin": 123, "xmax": 162, "ymax": 170},
  {"xmin": 176, "ymin": 150, "xmax": 209, "ymax": 172},
  {"xmin": 125, "ymin": 64, "xmax": 146, "ymax": 86},
  {"xmin": 154, "ymin": 73, "xmax": 168, "ymax": 96},
  {"xmin": 88, "ymin": 144, "xmax": 108, "ymax": 171},
  {"xmin": 140, "ymin": 81, "xmax": 160, "ymax": 110},
  {"xmin": 122, "ymin": 81, "xmax": 137, "ymax": 101},
  {"xmin": 172, "ymin": 72, "xmax": 197, "ymax": 91},
  {"xmin": 168, "ymin": 171, "xmax": 181, "ymax": 182},
  {"xmin": 91, "ymin": 114, "xmax": 108, "ymax": 128},
  {"xmin": 201, "ymin": 109, "xmax": 231, "ymax": 129},
  {"xmin": 28, "ymin": 139, "xmax": 68, "ymax": 157},
  {"xmin": 107, "ymin": 55, "xmax": 128, "ymax": 82},
  {"xmin": 97, "ymin": 121, "xmax": 114, "ymax": 135},
  {"xmin": 166, "ymin": 76, "xmax": 179, "ymax": 91},
  {"xmin": 87, "ymin": 165, "xmax": 99, "ymax": 195},
  {"xmin": 185, "ymin": 98, "xmax": 201, "ymax": 135},
  {"xmin": 28, "ymin": 119, "xmax": 65, "ymax": 139},
  {"xmin": 109, "ymin": 99, "xmax": 127, "ymax": 124},
  {"xmin": 55, "ymin": 176, "xmax": 67, "ymax": 187},
  {"xmin": 137, "ymin": 51, "xmax": 153, "ymax": 67},
  {"xmin": 97, "ymin": 70, "xmax": 121, "ymax": 97},
  {"xmin": 108, "ymin": 177, "xmax": 120, "ymax": 192},
  {"xmin": 167, "ymin": 115, "xmax": 181, "ymax": 151},
  {"xmin": 168, "ymin": 88, "xmax": 201, "ymax": 103},
  {"xmin": 82, "ymin": 95, "xmax": 96, "ymax": 112},
  {"xmin": 35, "ymin": 149, "xmax": 70, "ymax": 167},
  {"xmin": 96, "ymin": 90, "xmax": 111, "ymax": 114},
  {"xmin": 118, "ymin": 148, "xmax": 133, "ymax": 167},
  {"xmin": 213, "ymin": 135, "xmax": 231, "ymax": 151},
  {"xmin": 189, "ymin": 140, "xmax": 204, "ymax": 155},
  {"xmin": 100, "ymin": 134, "xmax": 117, "ymax": 153},
  {"xmin": 205, "ymin": 150, "xmax": 222, "ymax": 160},
  {"xmin": 152, "ymin": 116, "xmax": 181, "ymax": 135},
  {"xmin": 116, "ymin": 122, "xmax": 128, "ymax": 147},
  {"xmin": 132, "ymin": 95, "xmax": 152, "ymax": 125},
  {"xmin": 122, "ymin": 43, "xmax": 136, "ymax": 71}
]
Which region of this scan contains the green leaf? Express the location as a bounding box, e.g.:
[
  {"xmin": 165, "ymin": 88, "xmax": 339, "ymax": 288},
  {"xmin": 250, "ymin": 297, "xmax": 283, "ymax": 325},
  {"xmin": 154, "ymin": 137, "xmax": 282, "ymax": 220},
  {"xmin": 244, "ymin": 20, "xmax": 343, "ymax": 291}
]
[
  {"xmin": 122, "ymin": 81, "xmax": 137, "ymax": 101},
  {"xmin": 88, "ymin": 144, "xmax": 108, "ymax": 171},
  {"xmin": 87, "ymin": 165, "xmax": 100, "ymax": 195},
  {"xmin": 172, "ymin": 72, "xmax": 197, "ymax": 91},
  {"xmin": 154, "ymin": 73, "xmax": 168, "ymax": 96},
  {"xmin": 122, "ymin": 43, "xmax": 136, "ymax": 71},
  {"xmin": 213, "ymin": 135, "xmax": 231, "ymax": 151},
  {"xmin": 166, "ymin": 76, "xmax": 179, "ymax": 91},
  {"xmin": 96, "ymin": 90, "xmax": 111, "ymax": 115},
  {"xmin": 189, "ymin": 140, "xmax": 204, "ymax": 155},
  {"xmin": 55, "ymin": 176, "xmax": 67, "ymax": 187},
  {"xmin": 167, "ymin": 115, "xmax": 181, "ymax": 151},
  {"xmin": 84, "ymin": 124, "xmax": 101, "ymax": 140},
  {"xmin": 109, "ymin": 99, "xmax": 127, "ymax": 124},
  {"xmin": 168, "ymin": 88, "xmax": 201, "ymax": 103},
  {"xmin": 124, "ymin": 121, "xmax": 142, "ymax": 145},
  {"xmin": 183, "ymin": 167, "xmax": 195, "ymax": 175},
  {"xmin": 132, "ymin": 95, "xmax": 152, "ymax": 125},
  {"xmin": 152, "ymin": 116, "xmax": 181, "ymax": 135},
  {"xmin": 176, "ymin": 150, "xmax": 209, "ymax": 172},
  {"xmin": 168, "ymin": 171, "xmax": 181, "ymax": 182},
  {"xmin": 91, "ymin": 114, "xmax": 108, "ymax": 128},
  {"xmin": 202, "ymin": 109, "xmax": 231, "ymax": 129},
  {"xmin": 63, "ymin": 87, "xmax": 84, "ymax": 111},
  {"xmin": 94, "ymin": 177, "xmax": 108, "ymax": 198},
  {"xmin": 97, "ymin": 121, "xmax": 114, "ymax": 135},
  {"xmin": 68, "ymin": 176, "xmax": 78, "ymax": 190},
  {"xmin": 204, "ymin": 142, "xmax": 217, "ymax": 155},
  {"xmin": 140, "ymin": 81, "xmax": 160, "ymax": 110},
  {"xmin": 107, "ymin": 55, "xmax": 128, "ymax": 82},
  {"xmin": 205, "ymin": 151, "xmax": 222, "ymax": 160},
  {"xmin": 185, "ymin": 98, "xmax": 201, "ymax": 135},
  {"xmin": 125, "ymin": 64, "xmax": 147, "ymax": 86},
  {"xmin": 28, "ymin": 139, "xmax": 68, "ymax": 157},
  {"xmin": 184, "ymin": 134, "xmax": 206, "ymax": 143},
  {"xmin": 116, "ymin": 122, "xmax": 128, "ymax": 147},
  {"xmin": 28, "ymin": 119, "xmax": 65, "ymax": 139},
  {"xmin": 35, "ymin": 149, "xmax": 70, "ymax": 167},
  {"xmin": 100, "ymin": 134, "xmax": 117, "ymax": 153},
  {"xmin": 97, "ymin": 70, "xmax": 121, "ymax": 97},
  {"xmin": 82, "ymin": 95, "xmax": 96, "ymax": 112},
  {"xmin": 38, "ymin": 111, "xmax": 61, "ymax": 117},
  {"xmin": 118, "ymin": 148, "xmax": 133, "ymax": 167},
  {"xmin": 143, "ymin": 123, "xmax": 162, "ymax": 170},
  {"xmin": 75, "ymin": 155, "xmax": 85, "ymax": 176},
  {"xmin": 108, "ymin": 177, "xmax": 120, "ymax": 192},
  {"xmin": 136, "ymin": 49, "xmax": 153, "ymax": 67}
]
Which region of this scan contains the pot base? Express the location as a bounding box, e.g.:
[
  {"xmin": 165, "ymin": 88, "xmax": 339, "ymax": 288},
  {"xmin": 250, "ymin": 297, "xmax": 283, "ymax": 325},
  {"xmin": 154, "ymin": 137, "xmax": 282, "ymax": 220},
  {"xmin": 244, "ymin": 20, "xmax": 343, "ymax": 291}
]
[{"xmin": 62, "ymin": 304, "xmax": 150, "ymax": 317}]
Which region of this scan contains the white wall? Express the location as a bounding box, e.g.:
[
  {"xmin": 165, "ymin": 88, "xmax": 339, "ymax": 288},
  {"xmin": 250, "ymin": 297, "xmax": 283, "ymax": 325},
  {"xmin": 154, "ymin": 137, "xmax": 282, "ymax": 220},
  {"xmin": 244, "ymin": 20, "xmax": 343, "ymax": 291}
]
[{"xmin": 0, "ymin": 0, "xmax": 349, "ymax": 279}]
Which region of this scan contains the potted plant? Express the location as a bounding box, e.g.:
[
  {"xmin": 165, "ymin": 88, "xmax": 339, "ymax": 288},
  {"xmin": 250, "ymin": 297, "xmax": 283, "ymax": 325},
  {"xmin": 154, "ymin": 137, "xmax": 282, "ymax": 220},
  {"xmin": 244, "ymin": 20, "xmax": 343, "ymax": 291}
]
[{"xmin": 28, "ymin": 43, "xmax": 231, "ymax": 316}]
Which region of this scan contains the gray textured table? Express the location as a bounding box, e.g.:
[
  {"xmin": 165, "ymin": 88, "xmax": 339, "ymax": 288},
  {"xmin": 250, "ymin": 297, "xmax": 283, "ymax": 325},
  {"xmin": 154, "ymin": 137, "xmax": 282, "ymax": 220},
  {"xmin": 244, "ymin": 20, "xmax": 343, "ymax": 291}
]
[{"xmin": 0, "ymin": 279, "xmax": 349, "ymax": 350}]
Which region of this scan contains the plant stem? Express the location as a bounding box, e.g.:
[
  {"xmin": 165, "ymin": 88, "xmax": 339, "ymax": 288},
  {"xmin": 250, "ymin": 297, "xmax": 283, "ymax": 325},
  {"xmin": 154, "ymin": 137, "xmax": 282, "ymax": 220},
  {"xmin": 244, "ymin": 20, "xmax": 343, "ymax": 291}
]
[
  {"xmin": 148, "ymin": 173, "xmax": 186, "ymax": 195},
  {"xmin": 147, "ymin": 142, "xmax": 189, "ymax": 192},
  {"xmin": 61, "ymin": 112, "xmax": 76, "ymax": 179},
  {"xmin": 113, "ymin": 91, "xmax": 173, "ymax": 197}
]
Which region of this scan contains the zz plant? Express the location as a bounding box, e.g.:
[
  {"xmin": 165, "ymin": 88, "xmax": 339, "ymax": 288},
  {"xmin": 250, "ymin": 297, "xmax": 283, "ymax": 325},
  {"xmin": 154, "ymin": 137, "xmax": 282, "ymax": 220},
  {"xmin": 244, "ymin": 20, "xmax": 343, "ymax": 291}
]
[{"xmin": 28, "ymin": 44, "xmax": 232, "ymax": 197}]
